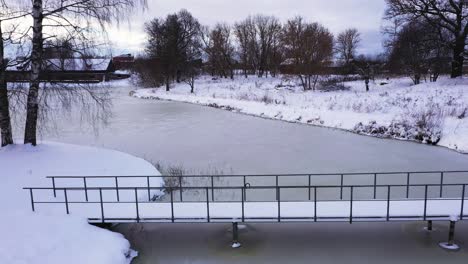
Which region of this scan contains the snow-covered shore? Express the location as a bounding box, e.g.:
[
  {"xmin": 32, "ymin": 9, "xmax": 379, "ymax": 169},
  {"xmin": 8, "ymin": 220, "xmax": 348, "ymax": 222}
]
[
  {"xmin": 133, "ymin": 76, "xmax": 468, "ymax": 153},
  {"xmin": 0, "ymin": 142, "xmax": 162, "ymax": 264}
]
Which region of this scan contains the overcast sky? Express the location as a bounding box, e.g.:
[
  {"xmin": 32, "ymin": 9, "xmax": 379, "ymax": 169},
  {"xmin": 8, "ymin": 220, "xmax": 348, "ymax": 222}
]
[{"xmin": 108, "ymin": 0, "xmax": 387, "ymax": 56}]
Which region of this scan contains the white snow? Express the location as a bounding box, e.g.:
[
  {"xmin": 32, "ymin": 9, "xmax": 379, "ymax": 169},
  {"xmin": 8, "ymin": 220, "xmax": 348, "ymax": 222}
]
[
  {"xmin": 40, "ymin": 199, "xmax": 466, "ymax": 222},
  {"xmin": 0, "ymin": 142, "xmax": 162, "ymax": 264},
  {"xmin": 133, "ymin": 75, "xmax": 468, "ymax": 153}
]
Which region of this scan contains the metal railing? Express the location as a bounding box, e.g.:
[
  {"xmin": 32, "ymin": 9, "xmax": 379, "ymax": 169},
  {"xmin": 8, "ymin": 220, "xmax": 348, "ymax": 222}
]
[
  {"xmin": 24, "ymin": 183, "xmax": 468, "ymax": 224},
  {"xmin": 45, "ymin": 170, "xmax": 468, "ymax": 202}
]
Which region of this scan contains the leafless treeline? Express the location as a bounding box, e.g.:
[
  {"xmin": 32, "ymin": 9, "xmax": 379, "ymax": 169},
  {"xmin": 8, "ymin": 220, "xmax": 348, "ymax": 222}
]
[
  {"xmin": 140, "ymin": 1, "xmax": 466, "ymax": 93},
  {"xmin": 142, "ymin": 11, "xmax": 357, "ymax": 92}
]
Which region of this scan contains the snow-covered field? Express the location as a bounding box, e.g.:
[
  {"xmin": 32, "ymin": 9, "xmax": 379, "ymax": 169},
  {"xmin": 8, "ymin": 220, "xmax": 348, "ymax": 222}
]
[
  {"xmin": 133, "ymin": 76, "xmax": 468, "ymax": 153},
  {"xmin": 0, "ymin": 142, "xmax": 162, "ymax": 264}
]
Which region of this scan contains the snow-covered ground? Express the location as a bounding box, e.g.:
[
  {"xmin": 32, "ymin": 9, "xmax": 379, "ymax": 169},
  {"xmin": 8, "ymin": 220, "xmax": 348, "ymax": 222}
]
[
  {"xmin": 0, "ymin": 142, "xmax": 162, "ymax": 264},
  {"xmin": 133, "ymin": 76, "xmax": 468, "ymax": 153}
]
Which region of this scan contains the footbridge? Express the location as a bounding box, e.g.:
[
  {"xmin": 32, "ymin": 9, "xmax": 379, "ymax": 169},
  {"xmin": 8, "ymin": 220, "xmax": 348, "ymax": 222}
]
[{"xmin": 24, "ymin": 171, "xmax": 468, "ymax": 249}]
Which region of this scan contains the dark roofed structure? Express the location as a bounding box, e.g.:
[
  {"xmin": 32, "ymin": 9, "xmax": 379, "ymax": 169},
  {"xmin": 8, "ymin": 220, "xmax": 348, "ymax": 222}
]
[{"xmin": 5, "ymin": 58, "xmax": 129, "ymax": 83}]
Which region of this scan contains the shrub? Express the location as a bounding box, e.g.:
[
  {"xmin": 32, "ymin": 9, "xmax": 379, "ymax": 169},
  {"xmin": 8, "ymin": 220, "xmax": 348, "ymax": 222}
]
[
  {"xmin": 318, "ymin": 76, "xmax": 351, "ymax": 92},
  {"xmin": 354, "ymin": 105, "xmax": 443, "ymax": 145}
]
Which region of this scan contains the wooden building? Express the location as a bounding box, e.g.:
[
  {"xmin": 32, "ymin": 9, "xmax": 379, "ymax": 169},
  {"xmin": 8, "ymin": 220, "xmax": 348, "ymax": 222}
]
[{"xmin": 5, "ymin": 58, "xmax": 128, "ymax": 83}]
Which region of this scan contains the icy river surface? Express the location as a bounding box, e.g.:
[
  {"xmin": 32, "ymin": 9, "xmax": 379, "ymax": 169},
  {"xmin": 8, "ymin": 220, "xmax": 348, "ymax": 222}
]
[
  {"xmin": 44, "ymin": 86, "xmax": 468, "ymax": 264},
  {"xmin": 46, "ymin": 86, "xmax": 468, "ymax": 174}
]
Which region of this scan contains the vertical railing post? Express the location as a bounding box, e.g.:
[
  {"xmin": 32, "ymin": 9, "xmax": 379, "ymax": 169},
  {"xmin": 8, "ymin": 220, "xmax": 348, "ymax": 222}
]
[
  {"xmin": 147, "ymin": 176, "xmax": 151, "ymax": 201},
  {"xmin": 211, "ymin": 176, "xmax": 215, "ymax": 202},
  {"xmin": 275, "ymin": 176, "xmax": 279, "ymax": 201},
  {"xmin": 308, "ymin": 175, "xmax": 311, "ymax": 201},
  {"xmin": 350, "ymin": 186, "xmax": 354, "ymax": 224},
  {"xmin": 424, "ymin": 185, "xmax": 428, "ymax": 221},
  {"xmin": 115, "ymin": 177, "xmax": 120, "ymax": 202},
  {"xmin": 206, "ymin": 187, "xmax": 210, "ymax": 223},
  {"xmin": 460, "ymin": 184, "xmax": 465, "ymax": 221},
  {"xmin": 340, "ymin": 174, "xmax": 344, "ymax": 200},
  {"xmin": 241, "ymin": 188, "xmax": 245, "ymax": 222},
  {"xmin": 29, "ymin": 189, "xmax": 35, "ymax": 212},
  {"xmin": 386, "ymin": 185, "xmax": 391, "ymax": 221},
  {"xmin": 83, "ymin": 177, "xmax": 88, "ymax": 202},
  {"xmin": 170, "ymin": 188, "xmax": 174, "ymax": 223},
  {"xmin": 406, "ymin": 173, "xmax": 410, "ymax": 199},
  {"xmin": 135, "ymin": 188, "xmax": 140, "ymax": 223},
  {"xmin": 277, "ymin": 186, "xmax": 281, "ymax": 222},
  {"xmin": 179, "ymin": 176, "xmax": 183, "ymax": 202},
  {"xmin": 52, "ymin": 177, "xmax": 56, "ymax": 198},
  {"xmin": 243, "ymin": 176, "xmax": 247, "ymax": 201},
  {"xmin": 373, "ymin": 174, "xmax": 377, "ymax": 199},
  {"xmin": 314, "ymin": 186, "xmax": 317, "ymax": 222},
  {"xmin": 440, "ymin": 172, "xmax": 444, "ymax": 198},
  {"xmin": 99, "ymin": 188, "xmax": 105, "ymax": 223},
  {"xmin": 64, "ymin": 189, "xmax": 69, "ymax": 215}
]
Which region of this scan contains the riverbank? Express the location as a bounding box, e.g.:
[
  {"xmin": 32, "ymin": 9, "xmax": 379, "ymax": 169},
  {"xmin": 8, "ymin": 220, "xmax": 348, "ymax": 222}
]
[
  {"xmin": 133, "ymin": 76, "xmax": 468, "ymax": 154},
  {"xmin": 0, "ymin": 142, "xmax": 162, "ymax": 264}
]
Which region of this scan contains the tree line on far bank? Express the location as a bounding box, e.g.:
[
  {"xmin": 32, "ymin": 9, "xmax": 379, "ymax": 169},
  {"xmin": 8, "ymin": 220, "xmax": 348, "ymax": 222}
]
[{"xmin": 137, "ymin": 1, "xmax": 466, "ymax": 92}]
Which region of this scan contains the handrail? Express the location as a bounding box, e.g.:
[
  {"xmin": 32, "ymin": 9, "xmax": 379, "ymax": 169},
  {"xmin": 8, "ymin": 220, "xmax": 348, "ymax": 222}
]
[
  {"xmin": 45, "ymin": 170, "xmax": 468, "ymax": 178},
  {"xmin": 24, "ymin": 183, "xmax": 468, "ymax": 224},
  {"xmin": 21, "ymin": 183, "xmax": 468, "ymax": 190}
]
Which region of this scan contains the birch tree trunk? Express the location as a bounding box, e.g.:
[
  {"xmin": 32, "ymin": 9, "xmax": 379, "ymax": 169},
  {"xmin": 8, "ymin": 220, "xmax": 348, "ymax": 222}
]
[
  {"xmin": 24, "ymin": 0, "xmax": 43, "ymax": 146},
  {"xmin": 0, "ymin": 21, "xmax": 14, "ymax": 147}
]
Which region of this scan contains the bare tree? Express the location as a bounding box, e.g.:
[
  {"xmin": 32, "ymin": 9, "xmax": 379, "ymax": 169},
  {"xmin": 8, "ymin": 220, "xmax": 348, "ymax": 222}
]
[
  {"xmin": 234, "ymin": 17, "xmax": 256, "ymax": 77},
  {"xmin": 0, "ymin": 20, "xmax": 13, "ymax": 147},
  {"xmin": 336, "ymin": 28, "xmax": 361, "ymax": 67},
  {"xmin": 234, "ymin": 15, "xmax": 282, "ymax": 77},
  {"xmin": 254, "ymin": 15, "xmax": 282, "ymax": 77},
  {"xmin": 388, "ymin": 19, "xmax": 449, "ymax": 84},
  {"xmin": 281, "ymin": 17, "xmax": 334, "ymax": 91},
  {"xmin": 202, "ymin": 23, "xmax": 235, "ymax": 79},
  {"xmin": 182, "ymin": 44, "xmax": 202, "ymax": 93},
  {"xmin": 145, "ymin": 9, "xmax": 201, "ymax": 91},
  {"xmin": 0, "ymin": 2, "xmax": 29, "ymax": 146},
  {"xmin": 20, "ymin": 0, "xmax": 147, "ymax": 146},
  {"xmin": 385, "ymin": 0, "xmax": 467, "ymax": 78}
]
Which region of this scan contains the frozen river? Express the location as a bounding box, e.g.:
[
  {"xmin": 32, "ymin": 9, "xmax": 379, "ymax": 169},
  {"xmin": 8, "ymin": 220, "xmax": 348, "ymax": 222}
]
[
  {"xmin": 45, "ymin": 86, "xmax": 468, "ymax": 174},
  {"xmin": 43, "ymin": 85, "xmax": 468, "ymax": 264}
]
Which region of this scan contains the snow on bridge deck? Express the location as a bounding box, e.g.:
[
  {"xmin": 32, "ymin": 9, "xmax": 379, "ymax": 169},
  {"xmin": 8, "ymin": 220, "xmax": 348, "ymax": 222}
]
[{"xmin": 30, "ymin": 195, "xmax": 467, "ymax": 223}]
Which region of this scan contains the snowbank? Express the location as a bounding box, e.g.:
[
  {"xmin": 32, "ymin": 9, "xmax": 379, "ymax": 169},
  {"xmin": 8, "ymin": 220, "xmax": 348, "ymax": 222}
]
[
  {"xmin": 133, "ymin": 76, "xmax": 468, "ymax": 153},
  {"xmin": 0, "ymin": 142, "xmax": 161, "ymax": 264}
]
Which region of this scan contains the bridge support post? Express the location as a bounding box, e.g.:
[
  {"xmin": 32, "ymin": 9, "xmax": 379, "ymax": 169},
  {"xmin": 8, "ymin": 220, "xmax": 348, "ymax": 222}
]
[
  {"xmin": 439, "ymin": 220, "xmax": 460, "ymax": 250},
  {"xmin": 231, "ymin": 222, "xmax": 241, "ymax": 249},
  {"xmin": 425, "ymin": 220, "xmax": 433, "ymax": 231}
]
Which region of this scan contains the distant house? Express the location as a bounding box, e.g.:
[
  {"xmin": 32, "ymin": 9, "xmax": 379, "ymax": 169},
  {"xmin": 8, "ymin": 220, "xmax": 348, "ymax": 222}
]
[
  {"xmin": 5, "ymin": 58, "xmax": 129, "ymax": 83},
  {"xmin": 279, "ymin": 58, "xmax": 341, "ymax": 75},
  {"xmin": 112, "ymin": 54, "xmax": 135, "ymax": 70}
]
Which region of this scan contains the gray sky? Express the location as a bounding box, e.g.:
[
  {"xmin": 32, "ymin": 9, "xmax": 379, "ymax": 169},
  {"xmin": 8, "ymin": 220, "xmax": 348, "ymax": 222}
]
[{"xmin": 109, "ymin": 0, "xmax": 387, "ymax": 56}]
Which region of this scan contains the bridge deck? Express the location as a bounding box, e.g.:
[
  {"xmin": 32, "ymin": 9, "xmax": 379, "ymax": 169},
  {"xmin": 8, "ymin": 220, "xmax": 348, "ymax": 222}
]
[{"xmin": 32, "ymin": 199, "xmax": 467, "ymax": 223}]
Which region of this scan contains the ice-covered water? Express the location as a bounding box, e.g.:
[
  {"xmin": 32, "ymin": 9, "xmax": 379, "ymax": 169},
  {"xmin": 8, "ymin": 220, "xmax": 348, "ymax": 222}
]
[{"xmin": 44, "ymin": 86, "xmax": 468, "ymax": 175}]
